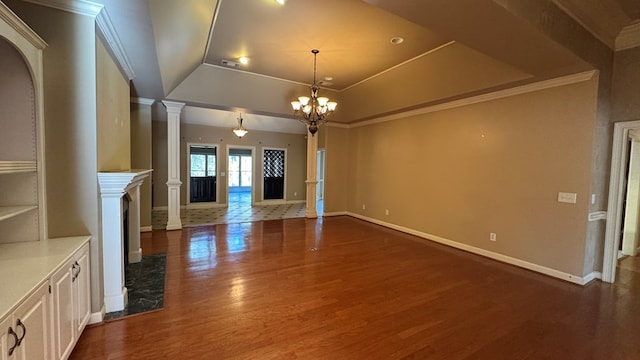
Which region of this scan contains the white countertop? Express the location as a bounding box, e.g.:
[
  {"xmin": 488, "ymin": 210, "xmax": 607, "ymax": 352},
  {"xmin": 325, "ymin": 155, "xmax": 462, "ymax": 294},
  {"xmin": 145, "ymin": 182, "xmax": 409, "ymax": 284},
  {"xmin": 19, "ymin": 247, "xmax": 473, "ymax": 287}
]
[{"xmin": 0, "ymin": 236, "xmax": 90, "ymax": 320}]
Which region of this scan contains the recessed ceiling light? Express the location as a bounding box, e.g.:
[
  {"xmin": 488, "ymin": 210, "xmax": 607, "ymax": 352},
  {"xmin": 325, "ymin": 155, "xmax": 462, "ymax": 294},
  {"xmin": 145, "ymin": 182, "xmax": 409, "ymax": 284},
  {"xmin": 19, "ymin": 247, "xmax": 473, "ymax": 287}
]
[
  {"xmin": 390, "ymin": 36, "xmax": 404, "ymax": 45},
  {"xmin": 275, "ymin": 0, "xmax": 286, "ymax": 5},
  {"xmin": 324, "ymin": 76, "xmax": 333, "ymax": 81},
  {"xmin": 239, "ymin": 57, "xmax": 249, "ymax": 65}
]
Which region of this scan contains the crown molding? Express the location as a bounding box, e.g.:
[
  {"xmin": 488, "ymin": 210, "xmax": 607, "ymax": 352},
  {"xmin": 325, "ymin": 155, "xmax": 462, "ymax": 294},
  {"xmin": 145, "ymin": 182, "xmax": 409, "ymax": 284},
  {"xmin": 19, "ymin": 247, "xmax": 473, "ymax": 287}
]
[
  {"xmin": 326, "ymin": 122, "xmax": 349, "ymax": 129},
  {"xmin": 130, "ymin": 97, "xmax": 156, "ymax": 106},
  {"xmin": 23, "ymin": 0, "xmax": 135, "ymax": 80},
  {"xmin": 96, "ymin": 7, "xmax": 135, "ymax": 80},
  {"xmin": 351, "ymin": 70, "xmax": 597, "ymax": 129},
  {"xmin": 616, "ymin": 22, "xmax": 640, "ymax": 51},
  {"xmin": 0, "ymin": 2, "xmax": 47, "ymax": 49},
  {"xmin": 23, "ymin": 0, "xmax": 102, "ymax": 16}
]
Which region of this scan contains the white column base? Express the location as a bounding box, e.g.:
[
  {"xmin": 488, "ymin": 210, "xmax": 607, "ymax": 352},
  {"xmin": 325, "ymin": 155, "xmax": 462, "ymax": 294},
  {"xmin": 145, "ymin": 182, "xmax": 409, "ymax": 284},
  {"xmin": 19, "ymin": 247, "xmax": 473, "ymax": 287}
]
[
  {"xmin": 104, "ymin": 286, "xmax": 128, "ymax": 313},
  {"xmin": 305, "ymin": 180, "xmax": 318, "ymax": 218},
  {"xmin": 166, "ymin": 181, "xmax": 182, "ymax": 230}
]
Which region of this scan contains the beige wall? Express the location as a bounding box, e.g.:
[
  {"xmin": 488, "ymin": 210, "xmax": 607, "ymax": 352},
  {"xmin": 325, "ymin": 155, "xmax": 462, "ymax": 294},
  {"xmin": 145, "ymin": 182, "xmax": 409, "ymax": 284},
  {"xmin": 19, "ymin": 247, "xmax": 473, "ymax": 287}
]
[
  {"xmin": 342, "ymin": 77, "xmax": 598, "ymax": 277},
  {"xmin": 612, "ymin": 47, "xmax": 640, "ymax": 122},
  {"xmin": 97, "ymin": 37, "xmax": 131, "ymax": 171},
  {"xmin": 152, "ymin": 119, "xmax": 306, "ymax": 208},
  {"xmin": 4, "ymin": 0, "xmax": 104, "ymax": 313},
  {"xmin": 323, "ymin": 126, "xmax": 349, "ymax": 214},
  {"xmin": 130, "ymin": 100, "xmax": 154, "ymax": 228}
]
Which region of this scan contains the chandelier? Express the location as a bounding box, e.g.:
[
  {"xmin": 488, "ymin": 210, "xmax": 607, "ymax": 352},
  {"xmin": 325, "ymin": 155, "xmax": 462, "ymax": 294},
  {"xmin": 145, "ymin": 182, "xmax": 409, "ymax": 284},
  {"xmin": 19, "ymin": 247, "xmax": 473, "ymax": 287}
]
[
  {"xmin": 291, "ymin": 49, "xmax": 337, "ymax": 135},
  {"xmin": 233, "ymin": 113, "xmax": 248, "ymax": 138}
]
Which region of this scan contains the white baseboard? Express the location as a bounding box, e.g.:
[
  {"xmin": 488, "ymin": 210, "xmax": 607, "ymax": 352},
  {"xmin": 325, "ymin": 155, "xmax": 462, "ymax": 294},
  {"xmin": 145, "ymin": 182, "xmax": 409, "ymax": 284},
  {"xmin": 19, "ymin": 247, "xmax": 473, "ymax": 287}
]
[
  {"xmin": 323, "ymin": 211, "xmax": 348, "ymax": 217},
  {"xmin": 89, "ymin": 305, "xmax": 105, "ymax": 324},
  {"xmin": 140, "ymin": 226, "xmax": 153, "ymax": 232},
  {"xmin": 582, "ymin": 271, "xmax": 602, "ymax": 284},
  {"xmin": 347, "ymin": 212, "xmax": 594, "ymax": 286}
]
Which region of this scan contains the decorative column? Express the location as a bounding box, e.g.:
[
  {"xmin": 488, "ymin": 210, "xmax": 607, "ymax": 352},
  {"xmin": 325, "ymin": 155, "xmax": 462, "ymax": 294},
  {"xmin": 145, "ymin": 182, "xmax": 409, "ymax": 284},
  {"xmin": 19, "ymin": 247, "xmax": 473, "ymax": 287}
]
[
  {"xmin": 305, "ymin": 129, "xmax": 318, "ymax": 218},
  {"xmin": 98, "ymin": 169, "xmax": 152, "ymax": 313},
  {"xmin": 162, "ymin": 101, "xmax": 185, "ymax": 230}
]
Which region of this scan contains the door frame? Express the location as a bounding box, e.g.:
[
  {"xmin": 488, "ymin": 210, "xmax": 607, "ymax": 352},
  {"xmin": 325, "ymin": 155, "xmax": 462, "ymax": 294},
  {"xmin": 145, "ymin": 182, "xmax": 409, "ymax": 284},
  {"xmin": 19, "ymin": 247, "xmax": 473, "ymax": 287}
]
[
  {"xmin": 261, "ymin": 147, "xmax": 288, "ymax": 203},
  {"xmin": 226, "ymin": 144, "xmax": 256, "ymax": 206},
  {"xmin": 603, "ymin": 120, "xmax": 640, "ymax": 282},
  {"xmin": 186, "ymin": 142, "xmax": 220, "ymax": 209},
  {"xmin": 317, "ymin": 149, "xmax": 325, "ymax": 201}
]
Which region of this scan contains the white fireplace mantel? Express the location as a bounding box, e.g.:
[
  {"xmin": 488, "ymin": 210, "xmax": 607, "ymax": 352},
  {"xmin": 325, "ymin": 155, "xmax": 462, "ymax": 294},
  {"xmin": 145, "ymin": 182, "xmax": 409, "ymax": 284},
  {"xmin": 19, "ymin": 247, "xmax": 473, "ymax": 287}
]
[
  {"xmin": 98, "ymin": 169, "xmax": 153, "ymax": 196},
  {"xmin": 98, "ymin": 169, "xmax": 152, "ymax": 313}
]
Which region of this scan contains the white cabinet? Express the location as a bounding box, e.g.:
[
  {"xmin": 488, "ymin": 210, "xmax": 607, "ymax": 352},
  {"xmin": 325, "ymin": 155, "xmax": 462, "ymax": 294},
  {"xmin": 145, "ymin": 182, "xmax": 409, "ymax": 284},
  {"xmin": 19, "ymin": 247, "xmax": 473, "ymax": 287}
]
[
  {"xmin": 73, "ymin": 246, "xmax": 91, "ymax": 337},
  {"xmin": 51, "ymin": 244, "xmax": 90, "ymax": 360},
  {"xmin": 51, "ymin": 261, "xmax": 74, "ymax": 360},
  {"xmin": 0, "ymin": 283, "xmax": 50, "ymax": 360},
  {"xmin": 0, "ymin": 315, "xmax": 12, "ymax": 360}
]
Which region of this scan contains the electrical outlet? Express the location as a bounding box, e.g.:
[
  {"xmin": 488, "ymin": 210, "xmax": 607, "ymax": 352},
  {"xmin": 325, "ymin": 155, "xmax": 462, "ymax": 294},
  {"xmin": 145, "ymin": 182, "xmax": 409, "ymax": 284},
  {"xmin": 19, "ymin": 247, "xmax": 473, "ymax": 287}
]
[
  {"xmin": 294, "ymin": 192, "xmax": 297, "ymax": 197},
  {"xmin": 362, "ymin": 204, "xmax": 366, "ymax": 210},
  {"xmin": 490, "ymin": 233, "xmax": 497, "ymax": 241},
  {"xmin": 385, "ymin": 209, "xmax": 389, "ymax": 215}
]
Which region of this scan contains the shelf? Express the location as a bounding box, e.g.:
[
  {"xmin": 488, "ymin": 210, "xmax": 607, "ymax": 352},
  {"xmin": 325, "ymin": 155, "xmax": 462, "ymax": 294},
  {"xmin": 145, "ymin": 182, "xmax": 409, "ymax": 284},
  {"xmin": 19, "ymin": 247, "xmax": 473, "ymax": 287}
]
[
  {"xmin": 0, "ymin": 161, "xmax": 37, "ymax": 174},
  {"xmin": 0, "ymin": 205, "xmax": 38, "ymax": 222}
]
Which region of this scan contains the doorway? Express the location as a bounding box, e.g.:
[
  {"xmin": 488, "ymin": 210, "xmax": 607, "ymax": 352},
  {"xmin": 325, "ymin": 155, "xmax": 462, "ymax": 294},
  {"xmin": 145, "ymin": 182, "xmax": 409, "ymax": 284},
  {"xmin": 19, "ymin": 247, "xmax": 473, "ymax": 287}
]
[
  {"xmin": 228, "ymin": 147, "xmax": 253, "ymax": 207},
  {"xmin": 263, "ymin": 148, "xmax": 286, "ymax": 201},
  {"xmin": 317, "ymin": 149, "xmax": 325, "ymax": 215},
  {"xmin": 603, "ymin": 120, "xmax": 640, "ymax": 282},
  {"xmin": 188, "ymin": 144, "xmax": 217, "ymax": 204}
]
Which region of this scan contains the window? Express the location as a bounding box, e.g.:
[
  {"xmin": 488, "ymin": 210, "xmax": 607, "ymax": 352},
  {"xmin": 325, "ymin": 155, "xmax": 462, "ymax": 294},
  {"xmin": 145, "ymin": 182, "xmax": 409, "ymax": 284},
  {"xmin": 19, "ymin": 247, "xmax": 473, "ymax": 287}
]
[{"xmin": 190, "ymin": 147, "xmax": 216, "ymax": 177}]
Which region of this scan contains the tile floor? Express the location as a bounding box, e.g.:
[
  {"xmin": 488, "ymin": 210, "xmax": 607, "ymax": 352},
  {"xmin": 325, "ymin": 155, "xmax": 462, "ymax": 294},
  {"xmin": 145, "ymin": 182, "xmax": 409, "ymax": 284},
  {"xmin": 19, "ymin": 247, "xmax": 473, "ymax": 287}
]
[{"xmin": 152, "ymin": 191, "xmax": 324, "ymax": 228}]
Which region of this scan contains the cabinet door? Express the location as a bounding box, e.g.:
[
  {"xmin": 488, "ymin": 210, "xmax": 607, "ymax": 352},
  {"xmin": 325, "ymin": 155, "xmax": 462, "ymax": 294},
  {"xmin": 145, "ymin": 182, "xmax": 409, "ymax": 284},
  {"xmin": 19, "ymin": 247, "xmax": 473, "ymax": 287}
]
[
  {"xmin": 51, "ymin": 261, "xmax": 74, "ymax": 360},
  {"xmin": 73, "ymin": 246, "xmax": 90, "ymax": 335},
  {"xmin": 12, "ymin": 282, "xmax": 49, "ymax": 360},
  {"xmin": 0, "ymin": 316, "xmax": 14, "ymax": 360}
]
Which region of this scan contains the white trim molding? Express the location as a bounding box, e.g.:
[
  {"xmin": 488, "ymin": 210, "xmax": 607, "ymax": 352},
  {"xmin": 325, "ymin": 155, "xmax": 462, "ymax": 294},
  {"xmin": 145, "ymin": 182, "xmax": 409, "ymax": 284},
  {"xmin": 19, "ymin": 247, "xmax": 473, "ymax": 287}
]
[
  {"xmin": 322, "ymin": 211, "xmax": 348, "ymax": 217},
  {"xmin": 88, "ymin": 305, "xmax": 105, "ymax": 324},
  {"xmin": 24, "ymin": 0, "xmax": 135, "ymax": 80},
  {"xmin": 130, "ymin": 97, "xmax": 156, "ymax": 106},
  {"xmin": 23, "ymin": 0, "xmax": 103, "ymax": 16},
  {"xmin": 0, "ymin": 2, "xmax": 47, "ymax": 49},
  {"xmin": 616, "ymin": 23, "xmax": 640, "ymax": 51},
  {"xmin": 348, "ymin": 212, "xmax": 596, "ymax": 286},
  {"xmin": 96, "ymin": 7, "xmax": 135, "ymax": 80}
]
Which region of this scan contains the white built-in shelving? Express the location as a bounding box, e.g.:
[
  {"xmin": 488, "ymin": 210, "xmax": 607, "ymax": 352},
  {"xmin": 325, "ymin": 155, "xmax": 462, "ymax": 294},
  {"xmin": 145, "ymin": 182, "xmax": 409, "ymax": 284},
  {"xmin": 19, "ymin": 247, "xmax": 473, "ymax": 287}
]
[{"xmin": 0, "ymin": 2, "xmax": 47, "ymax": 246}]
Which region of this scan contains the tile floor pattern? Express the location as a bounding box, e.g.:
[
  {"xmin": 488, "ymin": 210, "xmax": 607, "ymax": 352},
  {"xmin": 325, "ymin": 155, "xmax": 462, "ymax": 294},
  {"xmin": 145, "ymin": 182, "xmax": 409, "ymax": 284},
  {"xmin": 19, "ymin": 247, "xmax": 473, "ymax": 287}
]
[{"xmin": 152, "ymin": 191, "xmax": 323, "ymax": 229}]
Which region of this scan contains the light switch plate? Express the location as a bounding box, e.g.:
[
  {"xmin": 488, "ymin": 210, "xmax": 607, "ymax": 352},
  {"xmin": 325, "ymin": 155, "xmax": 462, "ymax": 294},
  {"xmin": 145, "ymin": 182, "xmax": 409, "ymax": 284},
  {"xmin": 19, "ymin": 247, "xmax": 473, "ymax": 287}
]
[{"xmin": 558, "ymin": 192, "xmax": 577, "ymax": 204}]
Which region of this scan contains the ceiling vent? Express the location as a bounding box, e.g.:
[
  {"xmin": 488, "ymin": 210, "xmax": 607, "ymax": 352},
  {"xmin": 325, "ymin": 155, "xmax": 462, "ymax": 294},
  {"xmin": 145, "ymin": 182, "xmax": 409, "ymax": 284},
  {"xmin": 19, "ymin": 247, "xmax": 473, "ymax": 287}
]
[{"xmin": 221, "ymin": 59, "xmax": 240, "ymax": 68}]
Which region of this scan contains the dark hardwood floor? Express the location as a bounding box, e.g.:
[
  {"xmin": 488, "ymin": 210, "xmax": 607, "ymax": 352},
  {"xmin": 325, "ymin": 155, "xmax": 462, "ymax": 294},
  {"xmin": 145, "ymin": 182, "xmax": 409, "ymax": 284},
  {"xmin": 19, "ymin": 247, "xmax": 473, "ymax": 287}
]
[{"xmin": 70, "ymin": 216, "xmax": 640, "ymax": 359}]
